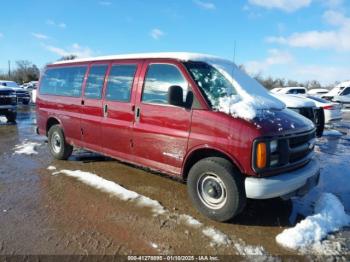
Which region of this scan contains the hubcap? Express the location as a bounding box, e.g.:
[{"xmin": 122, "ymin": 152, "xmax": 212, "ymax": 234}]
[
  {"xmin": 51, "ymin": 132, "xmax": 61, "ymax": 154},
  {"xmin": 197, "ymin": 173, "xmax": 227, "ymax": 209}
]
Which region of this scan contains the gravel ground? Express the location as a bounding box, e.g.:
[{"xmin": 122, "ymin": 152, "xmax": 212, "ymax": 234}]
[{"xmin": 0, "ymin": 105, "xmax": 349, "ymax": 259}]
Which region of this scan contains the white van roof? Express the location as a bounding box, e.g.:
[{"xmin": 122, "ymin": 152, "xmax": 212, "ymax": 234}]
[
  {"xmin": 53, "ymin": 52, "xmax": 223, "ymax": 65},
  {"xmin": 336, "ymin": 80, "xmax": 350, "ymax": 88}
]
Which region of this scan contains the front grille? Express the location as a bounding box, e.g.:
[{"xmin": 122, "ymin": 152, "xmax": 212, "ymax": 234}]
[
  {"xmin": 288, "ymin": 130, "xmax": 315, "ymax": 164},
  {"xmin": 289, "ymin": 131, "xmax": 315, "ymax": 148},
  {"xmin": 254, "ymin": 129, "xmax": 316, "ymax": 176},
  {"xmin": 0, "ymin": 91, "xmax": 13, "ymax": 96},
  {"xmin": 16, "ymin": 91, "xmax": 30, "ymax": 97},
  {"xmin": 0, "ymin": 97, "xmax": 16, "ymax": 105}
]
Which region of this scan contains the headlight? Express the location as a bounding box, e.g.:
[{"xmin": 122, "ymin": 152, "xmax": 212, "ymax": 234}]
[{"xmin": 269, "ymin": 140, "xmax": 278, "ymax": 153}]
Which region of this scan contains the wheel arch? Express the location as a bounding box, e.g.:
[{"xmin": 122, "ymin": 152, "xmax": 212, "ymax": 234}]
[
  {"xmin": 182, "ymin": 146, "xmax": 244, "ymax": 182},
  {"xmin": 46, "ymin": 116, "xmax": 63, "ymax": 136}
]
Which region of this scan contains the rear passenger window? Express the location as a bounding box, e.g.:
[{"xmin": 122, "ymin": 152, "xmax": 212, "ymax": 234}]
[
  {"xmin": 84, "ymin": 65, "xmax": 108, "ymax": 99},
  {"xmin": 105, "ymin": 65, "xmax": 137, "ymax": 102},
  {"xmin": 142, "ymin": 64, "xmax": 187, "ymax": 105},
  {"xmin": 40, "ymin": 66, "xmax": 87, "ymax": 97}
]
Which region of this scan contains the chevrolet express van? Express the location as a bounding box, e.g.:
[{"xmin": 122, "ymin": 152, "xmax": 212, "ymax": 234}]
[{"xmin": 37, "ymin": 53, "xmax": 320, "ymax": 221}]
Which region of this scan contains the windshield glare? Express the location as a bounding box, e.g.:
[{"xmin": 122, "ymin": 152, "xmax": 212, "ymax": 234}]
[{"xmin": 184, "ymin": 61, "xmax": 237, "ymax": 107}]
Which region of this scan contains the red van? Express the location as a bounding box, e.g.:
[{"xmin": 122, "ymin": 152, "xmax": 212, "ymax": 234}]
[{"xmin": 37, "ymin": 53, "xmax": 320, "ymax": 221}]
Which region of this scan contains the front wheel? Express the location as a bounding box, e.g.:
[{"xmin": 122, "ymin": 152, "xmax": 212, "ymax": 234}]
[
  {"xmin": 5, "ymin": 111, "xmax": 17, "ymax": 123},
  {"xmin": 187, "ymin": 157, "xmax": 246, "ymax": 222},
  {"xmin": 48, "ymin": 125, "xmax": 73, "ymax": 160}
]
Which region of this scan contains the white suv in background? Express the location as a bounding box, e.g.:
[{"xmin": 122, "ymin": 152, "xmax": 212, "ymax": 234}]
[{"xmin": 322, "ymin": 81, "xmax": 350, "ymax": 107}]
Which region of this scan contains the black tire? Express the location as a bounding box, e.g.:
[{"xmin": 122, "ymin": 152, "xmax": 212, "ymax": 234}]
[
  {"xmin": 187, "ymin": 157, "xmax": 246, "ymax": 222},
  {"xmin": 48, "ymin": 124, "xmax": 73, "ymax": 160},
  {"xmin": 315, "ymin": 108, "xmax": 325, "ymax": 137},
  {"xmin": 5, "ymin": 111, "xmax": 17, "ymax": 123}
]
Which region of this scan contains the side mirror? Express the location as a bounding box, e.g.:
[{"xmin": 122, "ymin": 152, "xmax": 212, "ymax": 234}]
[{"xmin": 168, "ymin": 85, "xmax": 184, "ymax": 107}]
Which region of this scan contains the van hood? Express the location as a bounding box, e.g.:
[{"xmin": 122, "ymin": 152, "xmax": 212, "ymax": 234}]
[
  {"xmin": 271, "ymin": 93, "xmax": 316, "ymax": 108},
  {"xmin": 253, "ymin": 108, "xmax": 315, "ymax": 136},
  {"xmin": 0, "ymin": 87, "xmax": 15, "ymax": 92}
]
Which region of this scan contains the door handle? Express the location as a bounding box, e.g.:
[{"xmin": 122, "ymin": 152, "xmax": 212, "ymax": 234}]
[
  {"xmin": 135, "ymin": 107, "xmax": 140, "ymax": 122},
  {"xmin": 81, "ymin": 99, "xmax": 85, "ymax": 105},
  {"xmin": 103, "ymin": 104, "xmax": 108, "ymax": 117}
]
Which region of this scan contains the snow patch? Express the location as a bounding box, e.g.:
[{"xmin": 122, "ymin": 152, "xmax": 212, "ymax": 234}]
[
  {"xmin": 202, "ymin": 227, "xmax": 231, "ymax": 246},
  {"xmin": 150, "ymin": 242, "xmax": 158, "ymax": 249},
  {"xmin": 47, "ymin": 166, "xmax": 56, "ymax": 170},
  {"xmin": 55, "ymin": 169, "xmax": 165, "ymax": 215},
  {"xmin": 234, "ymin": 243, "xmax": 266, "ymax": 256},
  {"xmin": 276, "ymin": 193, "xmax": 350, "ymax": 250},
  {"xmin": 136, "ymin": 196, "xmax": 166, "ymax": 215},
  {"xmin": 323, "ymin": 130, "xmax": 343, "ymax": 137},
  {"xmin": 210, "ymin": 60, "xmax": 284, "ymax": 121},
  {"xmin": 13, "ymin": 140, "xmax": 40, "ymax": 155},
  {"xmin": 178, "ymin": 214, "xmax": 203, "ymax": 228}
]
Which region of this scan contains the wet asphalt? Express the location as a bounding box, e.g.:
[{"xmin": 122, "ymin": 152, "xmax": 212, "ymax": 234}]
[{"xmin": 0, "ymin": 105, "xmax": 349, "ymax": 258}]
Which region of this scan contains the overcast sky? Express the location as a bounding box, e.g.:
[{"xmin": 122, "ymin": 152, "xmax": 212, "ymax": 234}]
[{"xmin": 0, "ymin": 0, "xmax": 349, "ymax": 84}]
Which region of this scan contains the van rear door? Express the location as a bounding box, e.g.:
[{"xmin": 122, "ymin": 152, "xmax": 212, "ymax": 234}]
[
  {"xmin": 132, "ymin": 60, "xmax": 193, "ymax": 176},
  {"xmin": 100, "ymin": 61, "xmax": 142, "ymax": 162}
]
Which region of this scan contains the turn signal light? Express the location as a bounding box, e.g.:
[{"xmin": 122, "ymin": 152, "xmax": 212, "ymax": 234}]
[{"xmin": 256, "ymin": 142, "xmax": 267, "ymax": 169}]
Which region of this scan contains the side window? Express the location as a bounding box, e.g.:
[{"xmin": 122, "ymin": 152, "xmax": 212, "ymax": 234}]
[
  {"xmin": 84, "ymin": 65, "xmax": 108, "ymax": 99},
  {"xmin": 142, "ymin": 64, "xmax": 188, "ymax": 105},
  {"xmin": 341, "ymin": 87, "xmax": 350, "ymax": 96},
  {"xmin": 40, "ymin": 66, "xmax": 87, "ymax": 97},
  {"xmin": 105, "ymin": 64, "xmax": 137, "ymax": 102}
]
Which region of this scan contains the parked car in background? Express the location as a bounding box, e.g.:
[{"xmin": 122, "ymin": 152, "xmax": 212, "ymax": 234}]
[
  {"xmin": 24, "ymin": 81, "xmax": 38, "ymax": 103},
  {"xmin": 271, "ymin": 93, "xmax": 324, "ymax": 137},
  {"xmin": 322, "ymin": 81, "xmax": 350, "ymax": 107},
  {"xmin": 307, "ymin": 88, "xmax": 329, "ymax": 97},
  {"xmin": 36, "ymin": 52, "xmax": 320, "ymax": 222},
  {"xmin": 0, "ymin": 80, "xmax": 31, "ymax": 105},
  {"xmin": 23, "ymin": 81, "xmax": 38, "ymax": 90},
  {"xmin": 271, "ymin": 86, "xmax": 307, "ymax": 95},
  {"xmin": 31, "ymin": 89, "xmax": 37, "ymax": 103},
  {"xmin": 0, "ymin": 81, "xmax": 17, "ymax": 122},
  {"xmin": 306, "ymin": 95, "xmax": 342, "ymax": 124}
]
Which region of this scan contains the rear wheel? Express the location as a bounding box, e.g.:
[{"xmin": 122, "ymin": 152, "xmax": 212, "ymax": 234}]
[
  {"xmin": 5, "ymin": 111, "xmax": 17, "ymax": 123},
  {"xmin": 48, "ymin": 125, "xmax": 73, "ymax": 160},
  {"xmin": 187, "ymin": 157, "xmax": 246, "ymax": 222}
]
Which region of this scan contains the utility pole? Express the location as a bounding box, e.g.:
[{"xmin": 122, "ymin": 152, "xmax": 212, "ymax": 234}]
[{"xmin": 8, "ymin": 60, "xmax": 11, "ymax": 78}]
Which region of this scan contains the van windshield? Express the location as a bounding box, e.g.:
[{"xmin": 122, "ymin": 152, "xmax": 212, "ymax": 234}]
[
  {"xmin": 184, "ymin": 61, "xmax": 237, "ymax": 108},
  {"xmin": 1, "ymin": 81, "xmax": 18, "ymax": 88}
]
